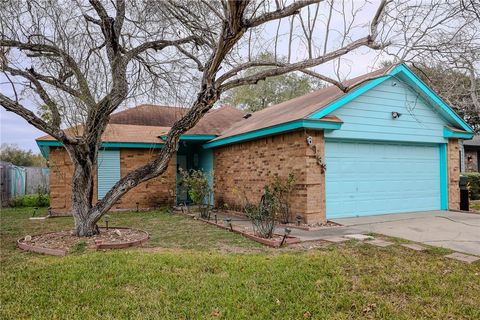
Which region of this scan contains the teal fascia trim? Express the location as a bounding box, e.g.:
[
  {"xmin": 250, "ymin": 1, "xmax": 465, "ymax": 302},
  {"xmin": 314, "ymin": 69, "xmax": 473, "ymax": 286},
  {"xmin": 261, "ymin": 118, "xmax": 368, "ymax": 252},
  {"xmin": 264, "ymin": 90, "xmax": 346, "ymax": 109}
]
[
  {"xmin": 160, "ymin": 135, "xmax": 217, "ymax": 141},
  {"xmin": 439, "ymin": 143, "xmax": 448, "ymax": 210},
  {"xmin": 36, "ymin": 140, "xmax": 163, "ymax": 149},
  {"xmin": 35, "ymin": 140, "xmax": 164, "ymax": 159},
  {"xmin": 394, "ymin": 64, "xmax": 473, "ymax": 133},
  {"xmin": 39, "ymin": 145, "xmax": 50, "ymax": 159},
  {"xmin": 180, "ymin": 135, "xmax": 217, "ymax": 141},
  {"xmin": 36, "ymin": 141, "xmax": 62, "ymax": 160},
  {"xmin": 203, "ymin": 119, "xmax": 342, "ymax": 149},
  {"xmin": 443, "ymin": 127, "xmax": 475, "ymax": 140},
  {"xmin": 309, "ymin": 63, "xmax": 474, "ymax": 134},
  {"xmin": 36, "ymin": 140, "xmax": 63, "ymax": 147},
  {"xmin": 100, "ymin": 142, "xmax": 163, "ymax": 149}
]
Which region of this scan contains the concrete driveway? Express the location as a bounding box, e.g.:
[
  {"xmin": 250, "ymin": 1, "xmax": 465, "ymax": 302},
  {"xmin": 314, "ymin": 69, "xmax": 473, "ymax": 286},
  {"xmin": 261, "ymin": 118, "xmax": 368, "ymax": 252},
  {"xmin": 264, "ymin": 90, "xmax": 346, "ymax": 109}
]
[{"xmin": 332, "ymin": 211, "xmax": 480, "ymax": 256}]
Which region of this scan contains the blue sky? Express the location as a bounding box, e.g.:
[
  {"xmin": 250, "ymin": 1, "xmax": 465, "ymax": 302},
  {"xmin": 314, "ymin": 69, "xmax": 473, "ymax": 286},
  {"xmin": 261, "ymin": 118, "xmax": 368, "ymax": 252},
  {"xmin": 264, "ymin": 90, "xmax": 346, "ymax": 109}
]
[{"xmin": 1, "ymin": 108, "xmax": 44, "ymax": 152}]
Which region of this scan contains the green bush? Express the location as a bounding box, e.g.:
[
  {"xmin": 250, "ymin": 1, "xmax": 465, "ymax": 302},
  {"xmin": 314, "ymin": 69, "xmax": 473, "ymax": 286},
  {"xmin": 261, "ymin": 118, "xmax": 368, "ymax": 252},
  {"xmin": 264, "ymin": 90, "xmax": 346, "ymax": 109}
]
[
  {"xmin": 178, "ymin": 168, "xmax": 213, "ymax": 219},
  {"xmin": 9, "ymin": 194, "xmax": 50, "ymax": 207},
  {"xmin": 464, "ymin": 172, "xmax": 480, "ymax": 200}
]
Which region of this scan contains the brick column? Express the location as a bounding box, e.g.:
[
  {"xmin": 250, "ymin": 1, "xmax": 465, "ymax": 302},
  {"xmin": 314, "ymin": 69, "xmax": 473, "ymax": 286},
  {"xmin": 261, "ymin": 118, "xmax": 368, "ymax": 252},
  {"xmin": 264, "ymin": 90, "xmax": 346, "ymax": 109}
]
[
  {"xmin": 447, "ymin": 138, "xmax": 460, "ymax": 210},
  {"xmin": 303, "ymin": 130, "xmax": 326, "ymax": 224}
]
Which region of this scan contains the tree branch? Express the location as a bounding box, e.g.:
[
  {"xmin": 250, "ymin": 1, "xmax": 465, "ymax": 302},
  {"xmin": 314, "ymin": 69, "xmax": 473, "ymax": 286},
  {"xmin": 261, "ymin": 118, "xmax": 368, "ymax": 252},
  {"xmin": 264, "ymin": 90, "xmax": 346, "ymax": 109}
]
[
  {"xmin": 0, "ymin": 94, "xmax": 76, "ymax": 144},
  {"xmin": 125, "ymin": 36, "xmax": 204, "ymax": 61},
  {"xmin": 246, "ymin": 0, "xmax": 321, "ymax": 28},
  {"xmin": 0, "ymin": 39, "xmax": 95, "ymax": 106},
  {"xmin": 219, "ymin": 36, "xmax": 382, "ymax": 91}
]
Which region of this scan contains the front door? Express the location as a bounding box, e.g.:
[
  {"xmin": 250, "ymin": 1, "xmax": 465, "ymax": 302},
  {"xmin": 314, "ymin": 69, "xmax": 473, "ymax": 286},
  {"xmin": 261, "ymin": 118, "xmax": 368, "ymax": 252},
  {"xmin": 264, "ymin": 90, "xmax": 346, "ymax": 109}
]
[{"xmin": 176, "ymin": 154, "xmax": 188, "ymax": 205}]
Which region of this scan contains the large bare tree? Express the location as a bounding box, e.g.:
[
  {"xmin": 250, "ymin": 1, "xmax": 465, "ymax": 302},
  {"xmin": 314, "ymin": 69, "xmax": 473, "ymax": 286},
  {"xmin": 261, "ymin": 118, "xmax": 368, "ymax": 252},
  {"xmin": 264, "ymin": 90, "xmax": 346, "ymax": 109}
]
[{"xmin": 1, "ymin": 0, "xmax": 477, "ymax": 236}]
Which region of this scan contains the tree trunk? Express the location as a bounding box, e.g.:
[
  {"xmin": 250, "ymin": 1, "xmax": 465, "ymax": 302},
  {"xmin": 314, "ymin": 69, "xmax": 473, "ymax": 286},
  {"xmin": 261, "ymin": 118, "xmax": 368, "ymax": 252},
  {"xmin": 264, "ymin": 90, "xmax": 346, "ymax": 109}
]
[
  {"xmin": 69, "ymin": 151, "xmax": 98, "ymax": 237},
  {"xmin": 73, "ymin": 215, "xmax": 98, "ymax": 237}
]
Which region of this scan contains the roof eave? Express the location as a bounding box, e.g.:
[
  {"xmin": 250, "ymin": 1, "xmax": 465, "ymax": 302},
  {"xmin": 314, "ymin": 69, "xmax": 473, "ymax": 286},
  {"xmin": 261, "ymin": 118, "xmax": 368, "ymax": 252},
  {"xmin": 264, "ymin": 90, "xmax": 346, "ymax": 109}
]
[
  {"xmin": 203, "ymin": 118, "xmax": 343, "ymax": 149},
  {"xmin": 443, "ymin": 127, "xmax": 475, "ymax": 140}
]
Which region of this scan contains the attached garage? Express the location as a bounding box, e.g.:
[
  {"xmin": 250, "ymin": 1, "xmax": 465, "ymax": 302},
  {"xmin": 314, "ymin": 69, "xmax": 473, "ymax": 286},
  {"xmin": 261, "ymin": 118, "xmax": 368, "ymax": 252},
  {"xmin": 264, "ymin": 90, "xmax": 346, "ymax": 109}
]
[
  {"xmin": 325, "ymin": 140, "xmax": 442, "ymax": 218},
  {"xmin": 200, "ymin": 64, "xmax": 476, "ymax": 223}
]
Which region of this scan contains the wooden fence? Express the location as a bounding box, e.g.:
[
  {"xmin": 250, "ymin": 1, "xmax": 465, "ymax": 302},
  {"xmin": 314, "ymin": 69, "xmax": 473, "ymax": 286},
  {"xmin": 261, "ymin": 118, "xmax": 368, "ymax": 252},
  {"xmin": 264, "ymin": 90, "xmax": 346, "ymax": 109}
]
[{"xmin": 0, "ymin": 161, "xmax": 49, "ymax": 206}]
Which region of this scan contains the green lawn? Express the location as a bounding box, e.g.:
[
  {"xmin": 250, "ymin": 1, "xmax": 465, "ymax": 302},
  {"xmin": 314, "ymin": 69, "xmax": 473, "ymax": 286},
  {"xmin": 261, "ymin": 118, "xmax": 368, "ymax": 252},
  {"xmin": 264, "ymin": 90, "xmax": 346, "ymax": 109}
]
[{"xmin": 1, "ymin": 208, "xmax": 479, "ymax": 319}]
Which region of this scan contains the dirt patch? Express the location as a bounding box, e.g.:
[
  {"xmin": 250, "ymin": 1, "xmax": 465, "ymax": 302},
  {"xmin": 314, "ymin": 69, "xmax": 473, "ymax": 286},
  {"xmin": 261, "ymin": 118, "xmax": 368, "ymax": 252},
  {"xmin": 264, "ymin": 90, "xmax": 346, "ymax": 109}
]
[{"xmin": 18, "ymin": 227, "xmax": 148, "ymax": 255}]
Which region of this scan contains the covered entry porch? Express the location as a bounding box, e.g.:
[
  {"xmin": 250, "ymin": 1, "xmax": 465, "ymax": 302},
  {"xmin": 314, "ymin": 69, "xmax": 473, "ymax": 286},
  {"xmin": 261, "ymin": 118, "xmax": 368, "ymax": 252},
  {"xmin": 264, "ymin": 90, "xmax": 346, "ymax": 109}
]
[{"xmin": 175, "ymin": 137, "xmax": 214, "ymax": 205}]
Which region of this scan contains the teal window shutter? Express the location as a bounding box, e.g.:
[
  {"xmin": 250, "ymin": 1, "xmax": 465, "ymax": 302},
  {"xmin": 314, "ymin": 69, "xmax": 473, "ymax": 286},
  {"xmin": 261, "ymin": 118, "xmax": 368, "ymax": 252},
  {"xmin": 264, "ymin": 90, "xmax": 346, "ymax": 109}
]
[{"xmin": 97, "ymin": 150, "xmax": 120, "ymax": 199}]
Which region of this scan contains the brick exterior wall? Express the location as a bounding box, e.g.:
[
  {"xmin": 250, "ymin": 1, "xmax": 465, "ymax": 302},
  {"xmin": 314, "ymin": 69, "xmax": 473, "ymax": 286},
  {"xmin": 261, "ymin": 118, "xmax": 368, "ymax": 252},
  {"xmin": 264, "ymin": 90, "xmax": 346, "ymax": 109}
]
[
  {"xmin": 116, "ymin": 149, "xmax": 176, "ymax": 210},
  {"xmin": 49, "ymin": 147, "xmax": 77, "ymax": 215},
  {"xmin": 447, "ymin": 139, "xmax": 461, "ymax": 210},
  {"xmin": 48, "ymin": 148, "xmax": 176, "ymax": 215},
  {"xmin": 465, "ymin": 149, "xmax": 479, "ymax": 172},
  {"xmin": 48, "ymin": 134, "xmax": 461, "ymax": 218},
  {"xmin": 213, "ymin": 130, "xmax": 326, "ymax": 224}
]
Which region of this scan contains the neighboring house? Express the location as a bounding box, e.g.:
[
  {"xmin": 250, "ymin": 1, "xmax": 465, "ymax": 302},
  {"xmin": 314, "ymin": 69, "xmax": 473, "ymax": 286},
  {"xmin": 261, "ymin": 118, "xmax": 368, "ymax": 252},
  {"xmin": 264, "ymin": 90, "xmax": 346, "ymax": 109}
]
[
  {"xmin": 36, "ymin": 64, "xmax": 475, "ymax": 222},
  {"xmin": 463, "ymin": 135, "xmax": 480, "ymax": 172}
]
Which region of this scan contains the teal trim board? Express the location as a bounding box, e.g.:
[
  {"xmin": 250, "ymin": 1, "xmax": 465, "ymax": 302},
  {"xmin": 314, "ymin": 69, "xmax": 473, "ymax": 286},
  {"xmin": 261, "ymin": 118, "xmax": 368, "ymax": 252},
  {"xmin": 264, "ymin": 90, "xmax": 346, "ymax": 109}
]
[
  {"xmin": 203, "ymin": 119, "xmax": 342, "ymax": 149},
  {"xmin": 443, "ymin": 127, "xmax": 475, "ymax": 140},
  {"xmin": 97, "ymin": 149, "xmax": 120, "ymax": 199},
  {"xmin": 100, "ymin": 142, "xmax": 163, "ymax": 149},
  {"xmin": 439, "ymin": 143, "xmax": 448, "ymax": 210},
  {"xmin": 160, "ymin": 135, "xmax": 217, "ymax": 141},
  {"xmin": 36, "ymin": 140, "xmax": 164, "ymax": 159}
]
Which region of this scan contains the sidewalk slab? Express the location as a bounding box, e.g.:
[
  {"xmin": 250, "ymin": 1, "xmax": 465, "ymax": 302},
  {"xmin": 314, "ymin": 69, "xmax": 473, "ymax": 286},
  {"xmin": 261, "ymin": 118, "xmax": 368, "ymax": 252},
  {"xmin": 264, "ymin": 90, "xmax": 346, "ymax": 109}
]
[
  {"xmin": 401, "ymin": 243, "xmax": 426, "ymax": 251},
  {"xmin": 344, "ymin": 234, "xmax": 374, "ymax": 241},
  {"xmin": 445, "ymin": 252, "xmax": 480, "ymax": 264},
  {"xmin": 365, "ymin": 239, "xmax": 394, "ymax": 247}
]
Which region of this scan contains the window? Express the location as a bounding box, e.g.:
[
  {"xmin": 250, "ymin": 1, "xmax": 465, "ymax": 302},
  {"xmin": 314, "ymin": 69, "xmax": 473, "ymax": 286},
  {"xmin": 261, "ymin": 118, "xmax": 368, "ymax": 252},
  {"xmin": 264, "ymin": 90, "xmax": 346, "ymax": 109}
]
[{"xmin": 97, "ymin": 150, "xmax": 120, "ymax": 199}]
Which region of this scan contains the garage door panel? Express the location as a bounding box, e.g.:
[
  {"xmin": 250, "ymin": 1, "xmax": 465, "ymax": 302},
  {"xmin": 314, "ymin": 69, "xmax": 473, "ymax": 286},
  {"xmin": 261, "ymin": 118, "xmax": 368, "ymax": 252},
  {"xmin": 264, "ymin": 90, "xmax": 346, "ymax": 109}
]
[{"xmin": 325, "ymin": 140, "xmax": 440, "ymax": 218}]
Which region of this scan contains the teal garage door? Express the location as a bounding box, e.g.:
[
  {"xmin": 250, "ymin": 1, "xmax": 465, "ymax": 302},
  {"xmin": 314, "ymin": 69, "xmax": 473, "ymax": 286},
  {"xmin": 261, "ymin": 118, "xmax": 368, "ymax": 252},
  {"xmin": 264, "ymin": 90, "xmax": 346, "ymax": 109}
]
[{"xmin": 325, "ymin": 140, "xmax": 441, "ymax": 219}]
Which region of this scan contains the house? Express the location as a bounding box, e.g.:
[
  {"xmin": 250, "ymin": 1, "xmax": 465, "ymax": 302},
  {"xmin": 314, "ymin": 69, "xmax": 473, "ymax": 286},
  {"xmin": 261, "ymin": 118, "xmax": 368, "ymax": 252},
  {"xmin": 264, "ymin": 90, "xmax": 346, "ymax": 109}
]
[
  {"xmin": 463, "ymin": 135, "xmax": 480, "ymax": 172},
  {"xmin": 36, "ymin": 64, "xmax": 475, "ymax": 222}
]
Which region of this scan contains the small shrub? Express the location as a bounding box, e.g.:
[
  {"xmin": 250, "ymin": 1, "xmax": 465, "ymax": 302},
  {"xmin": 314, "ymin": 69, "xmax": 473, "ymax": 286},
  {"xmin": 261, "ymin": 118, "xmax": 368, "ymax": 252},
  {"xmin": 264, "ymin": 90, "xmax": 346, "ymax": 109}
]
[
  {"xmin": 9, "ymin": 194, "xmax": 50, "ymax": 207},
  {"xmin": 179, "ymin": 168, "xmax": 213, "ymax": 219},
  {"xmin": 464, "ymin": 172, "xmax": 480, "ymax": 200},
  {"xmin": 245, "ymin": 187, "xmax": 277, "ymax": 239},
  {"xmin": 270, "ymin": 173, "xmax": 295, "ymax": 224}
]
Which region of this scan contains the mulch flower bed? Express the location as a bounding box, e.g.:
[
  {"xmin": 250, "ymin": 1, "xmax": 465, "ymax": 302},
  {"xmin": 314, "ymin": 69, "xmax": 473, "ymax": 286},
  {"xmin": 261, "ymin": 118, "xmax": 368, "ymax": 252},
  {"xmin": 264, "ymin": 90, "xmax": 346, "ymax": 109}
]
[{"xmin": 17, "ymin": 227, "xmax": 149, "ymax": 256}]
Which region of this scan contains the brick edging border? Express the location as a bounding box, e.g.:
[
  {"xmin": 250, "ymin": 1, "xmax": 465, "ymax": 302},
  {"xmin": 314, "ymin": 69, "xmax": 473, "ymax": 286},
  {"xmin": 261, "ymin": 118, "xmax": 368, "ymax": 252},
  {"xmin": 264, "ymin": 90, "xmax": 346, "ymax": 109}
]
[
  {"xmin": 94, "ymin": 227, "xmax": 149, "ymax": 250},
  {"xmin": 17, "ymin": 232, "xmax": 67, "ymax": 256},
  {"xmin": 197, "ymin": 217, "xmax": 301, "ymax": 248},
  {"xmin": 17, "ymin": 227, "xmax": 149, "ymax": 256}
]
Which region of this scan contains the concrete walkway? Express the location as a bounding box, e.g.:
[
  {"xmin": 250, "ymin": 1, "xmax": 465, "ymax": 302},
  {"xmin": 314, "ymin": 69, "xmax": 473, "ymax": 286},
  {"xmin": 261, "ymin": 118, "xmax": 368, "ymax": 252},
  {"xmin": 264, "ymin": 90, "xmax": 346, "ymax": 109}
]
[
  {"xmin": 211, "ymin": 211, "xmax": 365, "ymax": 241},
  {"xmin": 210, "ymin": 210, "xmax": 480, "ymax": 256},
  {"xmin": 332, "ymin": 211, "xmax": 480, "ymax": 256}
]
